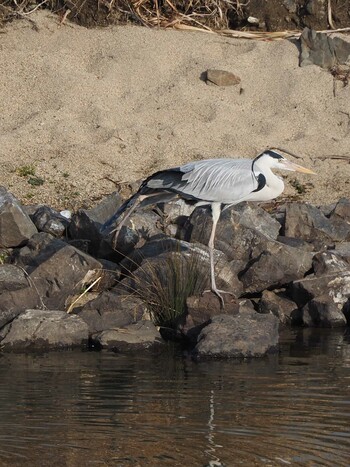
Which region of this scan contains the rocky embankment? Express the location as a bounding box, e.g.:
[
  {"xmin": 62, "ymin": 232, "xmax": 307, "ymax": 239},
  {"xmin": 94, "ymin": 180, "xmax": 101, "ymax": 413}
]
[{"xmin": 0, "ymin": 186, "xmax": 349, "ymax": 357}]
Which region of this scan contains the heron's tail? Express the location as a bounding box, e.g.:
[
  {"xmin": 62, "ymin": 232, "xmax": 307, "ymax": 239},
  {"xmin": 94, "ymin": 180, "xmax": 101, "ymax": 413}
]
[{"xmin": 100, "ymin": 192, "xmax": 141, "ymax": 235}]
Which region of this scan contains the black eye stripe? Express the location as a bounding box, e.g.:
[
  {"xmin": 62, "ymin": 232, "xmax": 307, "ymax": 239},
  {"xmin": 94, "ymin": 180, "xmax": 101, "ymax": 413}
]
[
  {"xmin": 264, "ymin": 150, "xmax": 283, "ymax": 160},
  {"xmin": 253, "ymin": 150, "xmax": 284, "ymax": 163}
]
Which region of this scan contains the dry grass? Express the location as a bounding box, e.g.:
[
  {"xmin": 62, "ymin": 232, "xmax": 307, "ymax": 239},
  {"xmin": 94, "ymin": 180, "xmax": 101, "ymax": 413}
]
[
  {"xmin": 119, "ymin": 245, "xmax": 209, "ymax": 330},
  {"xmin": 2, "ymin": 1, "xmax": 350, "ymax": 40}
]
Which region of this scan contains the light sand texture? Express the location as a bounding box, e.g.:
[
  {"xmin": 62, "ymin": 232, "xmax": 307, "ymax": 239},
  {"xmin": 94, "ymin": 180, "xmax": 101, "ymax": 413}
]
[{"xmin": 0, "ymin": 12, "xmax": 349, "ymax": 209}]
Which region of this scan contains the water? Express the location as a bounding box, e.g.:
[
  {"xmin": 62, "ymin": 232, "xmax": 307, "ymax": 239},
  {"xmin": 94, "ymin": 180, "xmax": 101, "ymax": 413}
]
[{"xmin": 0, "ymin": 328, "xmax": 349, "ymax": 467}]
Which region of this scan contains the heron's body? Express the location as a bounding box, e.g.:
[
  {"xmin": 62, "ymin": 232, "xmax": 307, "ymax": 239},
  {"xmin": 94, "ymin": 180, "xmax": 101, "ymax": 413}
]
[
  {"xmin": 144, "ymin": 157, "xmax": 285, "ymax": 205},
  {"xmin": 103, "ymin": 149, "xmax": 314, "ymax": 306}
]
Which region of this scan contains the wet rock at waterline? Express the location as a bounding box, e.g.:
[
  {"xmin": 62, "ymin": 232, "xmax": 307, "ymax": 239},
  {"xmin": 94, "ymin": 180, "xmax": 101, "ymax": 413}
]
[
  {"xmin": 288, "ymin": 271, "xmax": 350, "ymax": 308},
  {"xmin": 182, "ymin": 296, "xmax": 254, "ymax": 343},
  {"xmin": 0, "ymin": 309, "xmax": 89, "ymax": 351},
  {"xmin": 76, "ymin": 291, "xmax": 146, "ymax": 334},
  {"xmin": 259, "ymin": 290, "xmax": 297, "ymax": 327},
  {"xmin": 194, "ymin": 311, "xmax": 279, "ymax": 358},
  {"xmin": 0, "ymin": 184, "xmax": 350, "ymax": 355},
  {"xmin": 92, "ymin": 320, "xmax": 163, "ymax": 351},
  {"xmin": 301, "ymin": 295, "xmax": 348, "ymax": 328}
]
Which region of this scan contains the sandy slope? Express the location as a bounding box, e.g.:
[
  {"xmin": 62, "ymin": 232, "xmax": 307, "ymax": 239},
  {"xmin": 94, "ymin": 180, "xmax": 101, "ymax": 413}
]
[{"xmin": 0, "ymin": 11, "xmax": 349, "ymax": 210}]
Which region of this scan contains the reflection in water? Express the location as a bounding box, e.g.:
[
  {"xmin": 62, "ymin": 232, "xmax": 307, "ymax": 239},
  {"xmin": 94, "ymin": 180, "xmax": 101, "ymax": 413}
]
[{"xmin": 0, "ymin": 329, "xmax": 349, "ymax": 466}]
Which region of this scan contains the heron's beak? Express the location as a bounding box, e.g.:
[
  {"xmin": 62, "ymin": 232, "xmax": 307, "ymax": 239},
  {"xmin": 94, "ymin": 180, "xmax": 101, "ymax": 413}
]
[{"xmin": 280, "ymin": 160, "xmax": 316, "ymax": 174}]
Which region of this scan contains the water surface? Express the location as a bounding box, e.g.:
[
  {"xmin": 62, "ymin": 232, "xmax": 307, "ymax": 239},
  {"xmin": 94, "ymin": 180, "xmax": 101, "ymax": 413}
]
[{"xmin": 0, "ymin": 328, "xmax": 349, "ymax": 466}]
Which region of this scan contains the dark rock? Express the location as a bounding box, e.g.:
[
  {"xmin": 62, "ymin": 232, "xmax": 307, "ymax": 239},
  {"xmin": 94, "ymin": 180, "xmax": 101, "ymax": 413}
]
[
  {"xmin": 318, "ymin": 202, "xmax": 337, "ymax": 218},
  {"xmin": 284, "ymin": 202, "xmax": 350, "ymax": 246},
  {"xmin": 185, "ymin": 206, "xmax": 312, "ymax": 293},
  {"xmin": 13, "ymin": 232, "xmax": 58, "ymax": 267},
  {"xmin": 312, "ymin": 250, "xmax": 350, "ymax": 276},
  {"xmin": 69, "ymin": 191, "xmax": 124, "ymax": 260},
  {"xmin": 0, "ymin": 186, "xmax": 37, "ymax": 247},
  {"xmin": 31, "ymin": 206, "xmax": 69, "ymax": 237},
  {"xmin": 288, "ymin": 271, "xmax": 350, "ymax": 308},
  {"xmin": 302, "ymin": 295, "xmax": 347, "ymax": 327},
  {"xmin": 0, "ymin": 309, "xmax": 89, "ymax": 351},
  {"xmin": 93, "ymin": 320, "xmax": 163, "ymax": 351},
  {"xmin": 240, "ymin": 242, "xmax": 313, "ymax": 294},
  {"xmin": 194, "ymin": 310, "xmax": 279, "ymax": 358},
  {"xmin": 77, "ymin": 291, "xmax": 146, "ymax": 334},
  {"xmin": 343, "ymin": 299, "xmax": 350, "ymax": 324},
  {"xmin": 283, "ymin": 0, "xmax": 297, "ymax": 13},
  {"xmin": 259, "ymin": 290, "xmax": 297, "ymax": 326},
  {"xmin": 300, "ymin": 28, "xmax": 350, "ymax": 69},
  {"xmin": 0, "ymin": 287, "xmax": 42, "ymax": 324},
  {"xmin": 0, "ymin": 264, "xmax": 28, "ymax": 292},
  {"xmin": 87, "ymin": 192, "xmax": 123, "ymax": 224},
  {"xmin": 330, "ymin": 197, "xmax": 350, "ymax": 222},
  {"xmin": 233, "ymin": 203, "xmax": 281, "ymax": 240},
  {"xmin": 184, "ymin": 207, "xmax": 270, "ymax": 263},
  {"xmin": 277, "ymin": 235, "xmax": 314, "ymax": 251},
  {"xmin": 13, "ymin": 235, "xmax": 103, "ymax": 310},
  {"xmin": 94, "ymin": 259, "xmax": 121, "ymax": 291},
  {"xmin": 332, "ymin": 243, "xmax": 350, "ymax": 265},
  {"xmin": 69, "ymin": 209, "xmax": 120, "ymax": 261},
  {"xmin": 181, "ymin": 294, "xmax": 240, "ymax": 341},
  {"xmin": 161, "ymin": 198, "xmax": 196, "ymax": 225},
  {"xmin": 206, "ymin": 69, "xmax": 241, "ymax": 86}
]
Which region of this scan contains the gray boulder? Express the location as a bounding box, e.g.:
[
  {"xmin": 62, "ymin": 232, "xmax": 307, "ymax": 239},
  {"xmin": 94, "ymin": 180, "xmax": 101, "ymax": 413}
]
[
  {"xmin": 31, "ymin": 205, "xmax": 70, "ymax": 237},
  {"xmin": 13, "ymin": 235, "xmax": 103, "ymax": 310},
  {"xmin": 312, "ymin": 250, "xmax": 350, "ymax": 276},
  {"xmin": 289, "ymin": 271, "xmax": 350, "ymax": 308},
  {"xmin": 194, "ymin": 310, "xmax": 279, "ymax": 358},
  {"xmin": 93, "ymin": 320, "xmax": 163, "ymax": 351},
  {"xmin": 77, "ymin": 291, "xmax": 146, "ymax": 334},
  {"xmin": 240, "ymin": 242, "xmax": 313, "ymax": 293},
  {"xmin": 300, "ymin": 29, "xmax": 350, "ymax": 68},
  {"xmin": 0, "ymin": 309, "xmax": 89, "ymax": 350},
  {"xmin": 0, "ymin": 264, "xmax": 28, "ymax": 292},
  {"xmin": 0, "ymin": 287, "xmax": 42, "ymax": 325},
  {"xmin": 0, "ymin": 186, "xmax": 37, "ymax": 247},
  {"xmin": 182, "ymin": 296, "xmax": 254, "ymax": 342},
  {"xmin": 302, "ymin": 295, "xmax": 347, "ymax": 327},
  {"xmin": 259, "ymin": 290, "xmax": 297, "ymax": 326},
  {"xmin": 69, "ymin": 191, "xmax": 125, "ymax": 260},
  {"xmin": 184, "ymin": 207, "xmax": 271, "ymax": 263},
  {"xmin": 330, "ymin": 197, "xmax": 350, "ymax": 222},
  {"xmin": 232, "ymin": 203, "xmax": 281, "ymax": 240},
  {"xmin": 284, "ymin": 202, "xmax": 350, "ymax": 246}
]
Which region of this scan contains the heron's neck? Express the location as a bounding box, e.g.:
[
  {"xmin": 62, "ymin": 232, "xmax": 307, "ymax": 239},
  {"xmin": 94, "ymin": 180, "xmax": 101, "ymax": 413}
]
[{"xmin": 256, "ymin": 165, "xmax": 284, "ymax": 196}]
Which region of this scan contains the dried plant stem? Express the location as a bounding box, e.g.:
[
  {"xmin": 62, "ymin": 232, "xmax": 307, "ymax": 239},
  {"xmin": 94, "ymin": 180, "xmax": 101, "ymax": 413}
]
[{"xmin": 66, "ymin": 276, "xmax": 102, "ymax": 313}]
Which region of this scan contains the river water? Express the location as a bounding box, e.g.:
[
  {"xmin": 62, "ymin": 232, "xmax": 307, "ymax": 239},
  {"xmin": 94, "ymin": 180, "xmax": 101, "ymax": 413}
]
[{"xmin": 0, "ymin": 328, "xmax": 349, "ymax": 466}]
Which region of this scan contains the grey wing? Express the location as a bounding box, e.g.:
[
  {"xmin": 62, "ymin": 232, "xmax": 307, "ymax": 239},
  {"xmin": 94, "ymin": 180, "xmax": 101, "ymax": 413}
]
[{"xmin": 146, "ymin": 158, "xmax": 259, "ymax": 204}]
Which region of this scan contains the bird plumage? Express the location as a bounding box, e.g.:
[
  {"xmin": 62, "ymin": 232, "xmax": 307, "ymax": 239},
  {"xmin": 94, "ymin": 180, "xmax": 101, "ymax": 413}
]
[{"xmin": 102, "ymin": 149, "xmax": 315, "ymax": 306}]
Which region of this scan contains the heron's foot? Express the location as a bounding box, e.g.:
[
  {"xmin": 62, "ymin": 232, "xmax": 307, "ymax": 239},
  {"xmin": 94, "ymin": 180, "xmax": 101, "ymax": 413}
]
[{"xmin": 203, "ymin": 288, "xmax": 234, "ymax": 309}]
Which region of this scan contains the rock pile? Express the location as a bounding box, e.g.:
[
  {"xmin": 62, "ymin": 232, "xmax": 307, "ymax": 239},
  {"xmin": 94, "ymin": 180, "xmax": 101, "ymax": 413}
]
[{"xmin": 1, "ymin": 186, "xmax": 349, "ymax": 356}]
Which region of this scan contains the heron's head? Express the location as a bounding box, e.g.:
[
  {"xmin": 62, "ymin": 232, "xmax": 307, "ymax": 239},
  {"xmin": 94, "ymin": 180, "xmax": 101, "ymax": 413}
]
[{"xmin": 254, "ymin": 150, "xmax": 316, "ymax": 174}]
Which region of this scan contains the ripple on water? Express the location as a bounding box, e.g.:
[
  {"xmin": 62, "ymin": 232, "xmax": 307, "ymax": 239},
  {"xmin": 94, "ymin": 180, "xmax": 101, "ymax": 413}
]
[{"xmin": 0, "ymin": 329, "xmax": 349, "ymax": 466}]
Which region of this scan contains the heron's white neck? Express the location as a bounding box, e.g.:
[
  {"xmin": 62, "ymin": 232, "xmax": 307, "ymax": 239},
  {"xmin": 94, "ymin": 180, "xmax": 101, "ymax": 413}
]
[{"xmin": 255, "ymin": 164, "xmax": 285, "ymax": 199}]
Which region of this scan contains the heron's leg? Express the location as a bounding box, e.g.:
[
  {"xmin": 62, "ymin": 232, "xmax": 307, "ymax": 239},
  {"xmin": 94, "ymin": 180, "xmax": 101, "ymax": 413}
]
[{"xmin": 207, "ymin": 202, "xmax": 225, "ymax": 307}]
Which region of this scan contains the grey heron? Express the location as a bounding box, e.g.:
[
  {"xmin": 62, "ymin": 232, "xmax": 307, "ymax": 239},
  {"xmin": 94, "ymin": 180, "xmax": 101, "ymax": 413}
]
[{"xmin": 103, "ymin": 149, "xmax": 315, "ymax": 305}]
